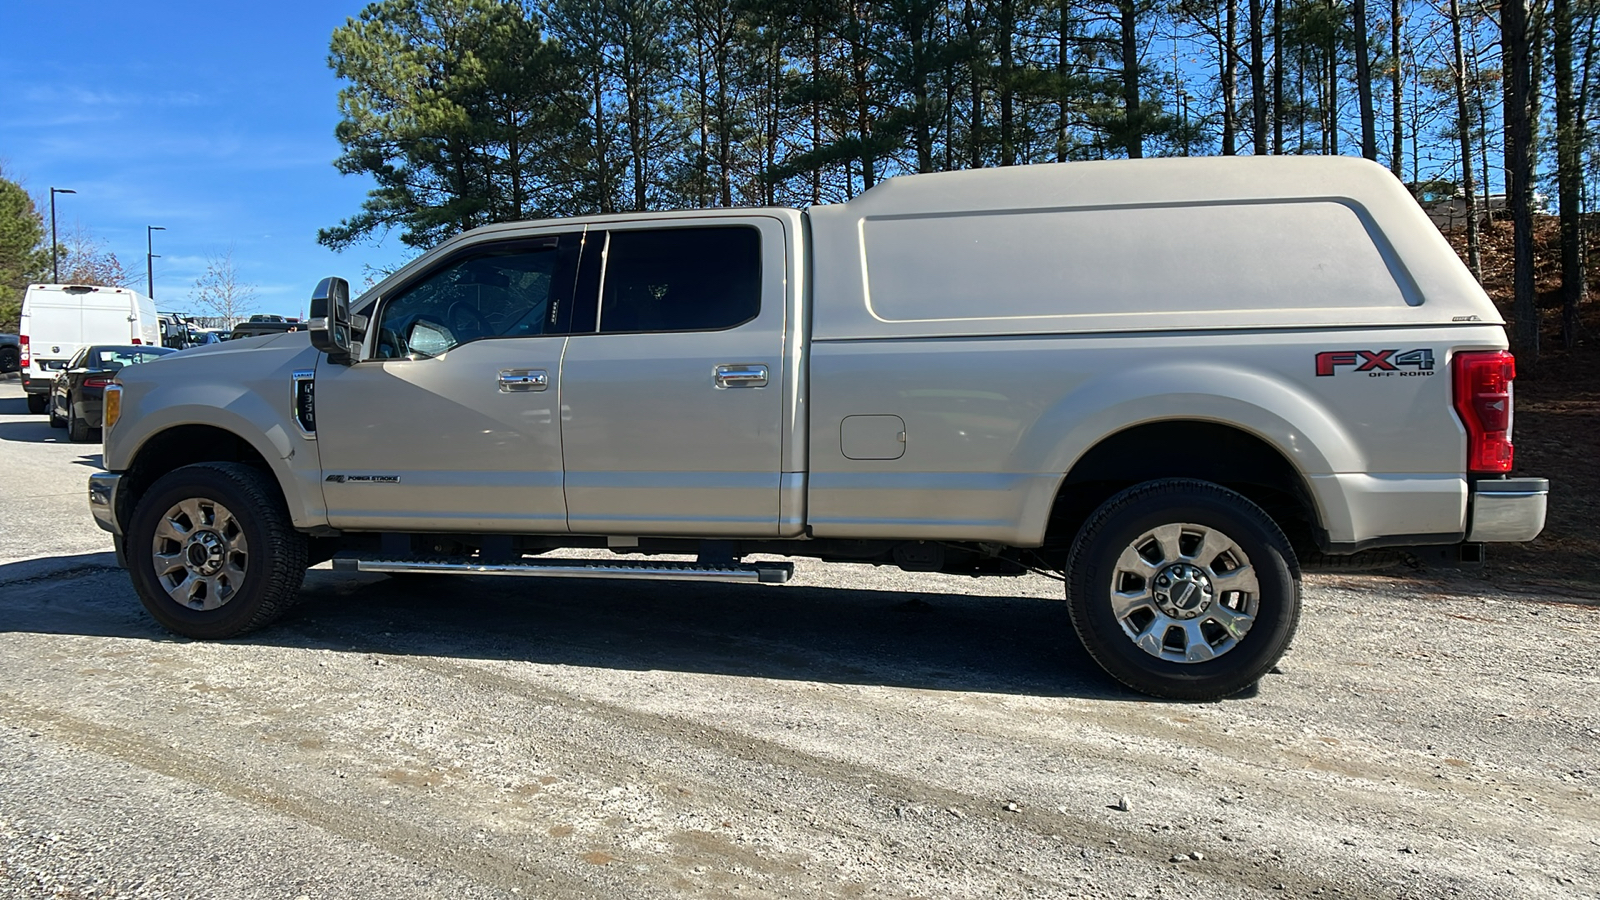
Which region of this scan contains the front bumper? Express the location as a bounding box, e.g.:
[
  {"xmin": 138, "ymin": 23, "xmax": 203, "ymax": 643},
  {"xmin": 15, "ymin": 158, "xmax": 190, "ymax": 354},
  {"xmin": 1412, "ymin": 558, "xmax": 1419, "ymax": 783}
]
[
  {"xmin": 1466, "ymin": 477, "xmax": 1548, "ymax": 542},
  {"xmin": 88, "ymin": 472, "xmax": 122, "ymax": 536}
]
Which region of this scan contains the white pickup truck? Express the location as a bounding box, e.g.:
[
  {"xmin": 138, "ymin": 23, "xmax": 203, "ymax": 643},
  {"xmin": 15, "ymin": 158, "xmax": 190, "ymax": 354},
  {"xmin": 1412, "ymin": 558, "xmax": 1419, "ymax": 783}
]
[{"xmin": 88, "ymin": 157, "xmax": 1547, "ymax": 699}]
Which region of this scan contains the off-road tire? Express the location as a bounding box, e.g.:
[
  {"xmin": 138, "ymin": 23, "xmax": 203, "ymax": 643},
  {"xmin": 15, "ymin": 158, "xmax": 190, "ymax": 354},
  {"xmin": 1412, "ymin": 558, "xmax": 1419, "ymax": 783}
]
[
  {"xmin": 1066, "ymin": 478, "xmax": 1301, "ymax": 701},
  {"xmin": 127, "ymin": 462, "xmax": 308, "ymax": 639},
  {"xmin": 26, "ymin": 393, "xmax": 47, "ymax": 414}
]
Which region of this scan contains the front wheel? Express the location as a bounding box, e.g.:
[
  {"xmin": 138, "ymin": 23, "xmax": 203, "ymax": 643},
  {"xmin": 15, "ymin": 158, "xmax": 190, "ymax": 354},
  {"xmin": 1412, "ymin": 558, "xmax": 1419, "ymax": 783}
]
[
  {"xmin": 1066, "ymin": 479, "xmax": 1301, "ymax": 701},
  {"xmin": 126, "ymin": 462, "xmax": 308, "ymax": 639},
  {"xmin": 48, "ymin": 394, "xmax": 66, "ymax": 429}
]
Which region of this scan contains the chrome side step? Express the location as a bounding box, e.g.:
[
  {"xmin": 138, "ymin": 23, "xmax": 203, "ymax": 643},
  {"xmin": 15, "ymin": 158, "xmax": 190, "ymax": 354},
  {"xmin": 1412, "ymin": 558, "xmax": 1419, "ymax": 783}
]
[{"xmin": 332, "ymin": 556, "xmax": 794, "ymax": 584}]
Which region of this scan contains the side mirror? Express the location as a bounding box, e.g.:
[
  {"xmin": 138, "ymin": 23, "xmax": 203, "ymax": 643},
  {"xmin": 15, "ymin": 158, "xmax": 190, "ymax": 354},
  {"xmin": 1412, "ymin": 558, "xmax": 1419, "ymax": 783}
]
[{"xmin": 309, "ymin": 277, "xmax": 352, "ymax": 364}]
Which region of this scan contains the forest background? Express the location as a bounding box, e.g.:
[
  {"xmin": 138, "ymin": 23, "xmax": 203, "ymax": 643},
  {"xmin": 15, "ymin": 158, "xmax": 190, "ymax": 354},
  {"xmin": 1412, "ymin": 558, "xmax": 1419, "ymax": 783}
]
[{"xmin": 2, "ymin": 0, "xmax": 1595, "ymax": 363}]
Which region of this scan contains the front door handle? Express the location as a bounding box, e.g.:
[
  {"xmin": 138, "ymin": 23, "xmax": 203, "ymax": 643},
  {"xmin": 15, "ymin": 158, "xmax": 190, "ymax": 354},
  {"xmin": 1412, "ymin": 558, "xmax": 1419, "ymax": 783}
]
[
  {"xmin": 498, "ymin": 368, "xmax": 548, "ymax": 392},
  {"xmin": 714, "ymin": 364, "xmax": 768, "ymax": 389}
]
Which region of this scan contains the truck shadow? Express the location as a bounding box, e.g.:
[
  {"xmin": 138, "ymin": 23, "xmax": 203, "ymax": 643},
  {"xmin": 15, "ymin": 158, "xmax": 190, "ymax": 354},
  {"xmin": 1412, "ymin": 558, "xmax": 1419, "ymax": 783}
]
[{"xmin": 0, "ymin": 555, "xmax": 1143, "ymax": 701}]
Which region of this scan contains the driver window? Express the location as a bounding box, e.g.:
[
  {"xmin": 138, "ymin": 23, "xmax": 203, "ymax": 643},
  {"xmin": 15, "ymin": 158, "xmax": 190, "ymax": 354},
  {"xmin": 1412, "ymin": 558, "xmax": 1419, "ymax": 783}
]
[{"xmin": 375, "ymin": 242, "xmax": 562, "ymax": 359}]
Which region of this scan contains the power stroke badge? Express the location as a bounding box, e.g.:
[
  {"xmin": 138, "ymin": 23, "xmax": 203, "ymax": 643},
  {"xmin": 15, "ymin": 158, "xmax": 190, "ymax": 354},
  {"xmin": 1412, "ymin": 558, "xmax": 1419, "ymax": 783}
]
[{"xmin": 1315, "ymin": 349, "xmax": 1435, "ymax": 377}]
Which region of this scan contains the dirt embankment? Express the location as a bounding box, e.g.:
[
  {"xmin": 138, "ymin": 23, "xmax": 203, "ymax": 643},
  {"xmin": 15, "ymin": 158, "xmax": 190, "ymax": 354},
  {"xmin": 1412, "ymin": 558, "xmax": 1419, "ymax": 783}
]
[{"xmin": 1442, "ymin": 219, "xmax": 1600, "ymax": 595}]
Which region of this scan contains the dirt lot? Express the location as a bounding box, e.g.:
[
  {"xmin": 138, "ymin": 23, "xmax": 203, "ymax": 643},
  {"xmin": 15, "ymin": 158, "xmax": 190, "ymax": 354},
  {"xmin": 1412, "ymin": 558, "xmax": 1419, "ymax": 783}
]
[{"xmin": 0, "ymin": 557, "xmax": 1596, "ymax": 900}]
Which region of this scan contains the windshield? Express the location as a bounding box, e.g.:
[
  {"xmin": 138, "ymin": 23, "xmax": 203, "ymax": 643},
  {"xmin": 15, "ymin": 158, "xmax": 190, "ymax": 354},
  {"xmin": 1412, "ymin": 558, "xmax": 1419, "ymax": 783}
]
[{"xmin": 90, "ymin": 347, "xmax": 176, "ymax": 370}]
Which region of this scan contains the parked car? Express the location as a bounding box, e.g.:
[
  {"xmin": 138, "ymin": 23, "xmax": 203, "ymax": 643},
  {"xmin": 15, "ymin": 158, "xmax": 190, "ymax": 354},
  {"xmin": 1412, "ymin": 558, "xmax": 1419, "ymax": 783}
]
[
  {"xmin": 88, "ymin": 157, "xmax": 1546, "ymax": 700},
  {"xmin": 229, "ymin": 320, "xmax": 301, "ymax": 340},
  {"xmin": 50, "ymin": 344, "xmax": 176, "ymax": 441},
  {"xmin": 19, "ymin": 284, "xmax": 160, "ymax": 414},
  {"xmin": 0, "ymin": 333, "xmax": 18, "ymax": 373}
]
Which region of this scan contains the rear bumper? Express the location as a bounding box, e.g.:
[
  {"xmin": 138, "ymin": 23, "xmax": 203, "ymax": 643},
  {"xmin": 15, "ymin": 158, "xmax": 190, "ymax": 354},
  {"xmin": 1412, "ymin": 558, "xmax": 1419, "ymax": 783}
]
[
  {"xmin": 19, "ymin": 371, "xmax": 49, "ymax": 394},
  {"xmin": 1466, "ymin": 477, "xmax": 1548, "ymax": 543}
]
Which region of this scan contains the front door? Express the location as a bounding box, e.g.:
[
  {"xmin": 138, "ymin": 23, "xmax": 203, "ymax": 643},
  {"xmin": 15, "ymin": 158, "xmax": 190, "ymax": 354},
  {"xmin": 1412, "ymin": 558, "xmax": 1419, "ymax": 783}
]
[
  {"xmin": 316, "ymin": 232, "xmax": 582, "ymax": 532},
  {"xmin": 559, "ymin": 220, "xmax": 789, "ymax": 536}
]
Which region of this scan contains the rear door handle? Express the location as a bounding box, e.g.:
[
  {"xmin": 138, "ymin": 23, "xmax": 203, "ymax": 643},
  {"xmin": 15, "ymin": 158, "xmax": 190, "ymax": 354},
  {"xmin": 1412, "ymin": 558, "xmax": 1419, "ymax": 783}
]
[
  {"xmin": 714, "ymin": 364, "xmax": 768, "ymax": 388},
  {"xmin": 498, "ymin": 368, "xmax": 548, "ymax": 392}
]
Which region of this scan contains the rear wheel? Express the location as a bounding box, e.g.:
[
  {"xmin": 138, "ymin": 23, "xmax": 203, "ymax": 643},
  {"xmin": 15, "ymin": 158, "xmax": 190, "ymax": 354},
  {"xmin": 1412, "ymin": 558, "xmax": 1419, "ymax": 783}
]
[
  {"xmin": 66, "ymin": 395, "xmax": 92, "ymax": 441},
  {"xmin": 1066, "ymin": 479, "xmax": 1301, "ymax": 701},
  {"xmin": 126, "ymin": 462, "xmax": 308, "ymax": 639},
  {"xmin": 0, "ymin": 345, "xmax": 18, "ymax": 373},
  {"xmin": 26, "ymin": 393, "xmax": 47, "ymax": 414}
]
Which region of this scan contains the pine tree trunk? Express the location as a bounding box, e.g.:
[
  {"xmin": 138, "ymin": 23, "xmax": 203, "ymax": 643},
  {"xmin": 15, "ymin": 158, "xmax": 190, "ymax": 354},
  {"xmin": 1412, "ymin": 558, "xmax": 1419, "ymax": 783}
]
[
  {"xmin": 1221, "ymin": 0, "xmax": 1238, "ymax": 155},
  {"xmin": 1120, "ymin": 0, "xmax": 1143, "ymax": 158},
  {"xmin": 1251, "ymin": 0, "xmax": 1267, "ymax": 153},
  {"xmin": 999, "ymin": 0, "xmax": 1015, "ymax": 166},
  {"xmin": 966, "ymin": 0, "xmax": 984, "ymax": 167},
  {"xmin": 1391, "ymin": 0, "xmax": 1403, "ymax": 178},
  {"xmin": 1354, "ymin": 0, "xmax": 1377, "ymax": 159},
  {"xmin": 1273, "ymin": 0, "xmax": 1284, "ymax": 153},
  {"xmin": 1449, "ymin": 0, "xmax": 1481, "ymax": 280},
  {"xmin": 1059, "ymin": 1, "xmax": 1072, "ymax": 162},
  {"xmin": 1555, "ymin": 0, "xmax": 1586, "ymax": 348},
  {"xmin": 1504, "ymin": 0, "xmax": 1540, "ymax": 362}
]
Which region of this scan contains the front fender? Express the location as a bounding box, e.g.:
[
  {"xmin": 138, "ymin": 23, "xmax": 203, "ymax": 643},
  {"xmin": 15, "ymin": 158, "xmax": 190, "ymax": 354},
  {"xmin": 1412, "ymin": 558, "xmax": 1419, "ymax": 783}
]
[{"xmin": 104, "ymin": 339, "xmax": 327, "ymax": 530}]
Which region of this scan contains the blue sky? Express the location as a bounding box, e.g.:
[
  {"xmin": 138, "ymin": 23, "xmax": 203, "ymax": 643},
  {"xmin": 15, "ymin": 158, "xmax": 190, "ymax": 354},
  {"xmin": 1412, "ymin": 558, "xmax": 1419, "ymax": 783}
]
[{"xmin": 0, "ymin": 0, "xmax": 414, "ymax": 317}]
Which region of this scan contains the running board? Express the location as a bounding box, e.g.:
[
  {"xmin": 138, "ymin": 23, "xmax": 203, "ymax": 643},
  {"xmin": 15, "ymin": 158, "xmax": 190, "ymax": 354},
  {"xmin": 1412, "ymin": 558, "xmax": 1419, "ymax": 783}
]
[{"xmin": 332, "ymin": 556, "xmax": 794, "ymax": 584}]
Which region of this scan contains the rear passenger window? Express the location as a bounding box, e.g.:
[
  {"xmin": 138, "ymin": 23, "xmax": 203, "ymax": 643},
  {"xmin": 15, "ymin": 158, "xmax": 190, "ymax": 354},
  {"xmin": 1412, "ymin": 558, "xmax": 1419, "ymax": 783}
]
[{"xmin": 598, "ymin": 227, "xmax": 761, "ymax": 333}]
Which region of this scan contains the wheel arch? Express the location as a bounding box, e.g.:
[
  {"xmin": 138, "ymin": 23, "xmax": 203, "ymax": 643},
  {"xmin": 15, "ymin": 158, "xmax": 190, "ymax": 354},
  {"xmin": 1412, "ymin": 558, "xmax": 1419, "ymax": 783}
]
[
  {"xmin": 1038, "ymin": 419, "xmax": 1327, "ymax": 564},
  {"xmin": 115, "ymin": 423, "xmax": 288, "ymax": 536}
]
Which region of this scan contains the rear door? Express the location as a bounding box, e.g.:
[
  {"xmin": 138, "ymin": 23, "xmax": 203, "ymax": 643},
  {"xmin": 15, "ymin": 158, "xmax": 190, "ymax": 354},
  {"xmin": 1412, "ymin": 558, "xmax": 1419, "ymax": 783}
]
[
  {"xmin": 559, "ymin": 217, "xmax": 790, "ymax": 536},
  {"xmin": 22, "ymin": 292, "xmax": 82, "ymax": 377}
]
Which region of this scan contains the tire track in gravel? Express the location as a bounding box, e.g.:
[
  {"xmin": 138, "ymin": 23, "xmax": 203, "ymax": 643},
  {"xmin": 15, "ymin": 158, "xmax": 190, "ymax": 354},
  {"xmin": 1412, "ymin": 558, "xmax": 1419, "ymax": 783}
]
[
  {"xmin": 0, "ymin": 693, "xmax": 595, "ymax": 898},
  {"xmin": 350, "ymin": 647, "xmax": 1361, "ymax": 898}
]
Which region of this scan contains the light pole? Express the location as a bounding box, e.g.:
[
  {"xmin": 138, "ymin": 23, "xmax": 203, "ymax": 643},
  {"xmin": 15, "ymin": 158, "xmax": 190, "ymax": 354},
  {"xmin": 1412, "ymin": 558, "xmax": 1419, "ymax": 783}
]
[
  {"xmin": 50, "ymin": 187, "xmax": 76, "ymax": 283},
  {"xmin": 147, "ymin": 226, "xmax": 166, "ymax": 299}
]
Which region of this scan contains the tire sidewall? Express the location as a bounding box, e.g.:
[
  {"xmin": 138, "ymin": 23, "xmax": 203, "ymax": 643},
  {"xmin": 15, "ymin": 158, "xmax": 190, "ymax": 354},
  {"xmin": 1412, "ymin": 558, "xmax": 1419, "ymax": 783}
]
[
  {"xmin": 1068, "ymin": 483, "xmax": 1300, "ymax": 700},
  {"xmin": 127, "ymin": 466, "xmax": 283, "ymax": 639}
]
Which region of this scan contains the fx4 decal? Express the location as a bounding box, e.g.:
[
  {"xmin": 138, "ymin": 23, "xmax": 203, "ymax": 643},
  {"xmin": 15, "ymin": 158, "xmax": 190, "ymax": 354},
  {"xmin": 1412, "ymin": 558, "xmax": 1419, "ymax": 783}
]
[{"xmin": 1315, "ymin": 349, "xmax": 1435, "ymax": 377}]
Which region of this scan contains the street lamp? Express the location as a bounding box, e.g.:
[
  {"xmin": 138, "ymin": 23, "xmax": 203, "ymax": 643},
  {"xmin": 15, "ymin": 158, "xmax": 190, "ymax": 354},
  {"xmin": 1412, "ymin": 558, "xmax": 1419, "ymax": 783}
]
[
  {"xmin": 147, "ymin": 226, "xmax": 166, "ymax": 299},
  {"xmin": 50, "ymin": 187, "xmax": 76, "ymax": 283}
]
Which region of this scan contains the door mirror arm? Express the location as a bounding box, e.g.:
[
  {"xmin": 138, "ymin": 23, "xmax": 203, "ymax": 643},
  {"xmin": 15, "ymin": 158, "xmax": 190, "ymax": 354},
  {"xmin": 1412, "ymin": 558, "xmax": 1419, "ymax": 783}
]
[{"xmin": 309, "ymin": 277, "xmax": 353, "ymax": 365}]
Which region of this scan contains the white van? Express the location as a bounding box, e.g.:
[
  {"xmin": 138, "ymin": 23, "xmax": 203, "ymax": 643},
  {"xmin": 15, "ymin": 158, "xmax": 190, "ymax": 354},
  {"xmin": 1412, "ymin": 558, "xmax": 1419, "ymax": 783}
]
[{"xmin": 19, "ymin": 284, "xmax": 160, "ymax": 414}]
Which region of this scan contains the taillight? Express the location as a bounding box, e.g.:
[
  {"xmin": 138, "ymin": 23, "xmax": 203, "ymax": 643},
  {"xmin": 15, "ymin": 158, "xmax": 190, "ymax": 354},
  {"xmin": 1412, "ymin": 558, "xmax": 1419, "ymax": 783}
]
[
  {"xmin": 84, "ymin": 376, "xmax": 115, "ymax": 389},
  {"xmin": 131, "ymin": 337, "xmax": 141, "ymax": 345},
  {"xmin": 1452, "ymin": 350, "xmax": 1515, "ymax": 473},
  {"xmin": 19, "ymin": 334, "xmax": 29, "ymax": 367}
]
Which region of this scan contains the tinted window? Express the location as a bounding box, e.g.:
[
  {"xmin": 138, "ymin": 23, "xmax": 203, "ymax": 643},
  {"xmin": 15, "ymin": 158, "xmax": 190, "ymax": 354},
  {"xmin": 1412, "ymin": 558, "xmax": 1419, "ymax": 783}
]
[
  {"xmin": 598, "ymin": 227, "xmax": 760, "ymax": 333},
  {"xmin": 377, "ymin": 242, "xmax": 564, "ymax": 359},
  {"xmin": 90, "ymin": 347, "xmax": 175, "ymax": 370}
]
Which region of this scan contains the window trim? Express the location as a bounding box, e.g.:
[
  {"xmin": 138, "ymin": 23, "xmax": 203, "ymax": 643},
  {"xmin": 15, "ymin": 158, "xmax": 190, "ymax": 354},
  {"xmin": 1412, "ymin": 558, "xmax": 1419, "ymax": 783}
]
[
  {"xmin": 576, "ymin": 224, "xmax": 765, "ymax": 337},
  {"xmin": 363, "ymin": 233, "xmax": 581, "ymax": 362}
]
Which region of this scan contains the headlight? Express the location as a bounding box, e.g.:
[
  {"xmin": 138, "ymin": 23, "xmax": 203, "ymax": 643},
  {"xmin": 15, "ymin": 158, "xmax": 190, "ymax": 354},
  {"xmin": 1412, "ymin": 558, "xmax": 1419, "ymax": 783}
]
[{"xmin": 103, "ymin": 384, "xmax": 122, "ymax": 429}]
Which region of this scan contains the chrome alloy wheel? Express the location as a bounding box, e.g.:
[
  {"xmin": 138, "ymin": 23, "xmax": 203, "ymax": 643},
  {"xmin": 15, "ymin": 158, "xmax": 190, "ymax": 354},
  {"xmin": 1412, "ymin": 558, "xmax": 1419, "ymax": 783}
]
[
  {"xmin": 150, "ymin": 498, "xmax": 249, "ymax": 611},
  {"xmin": 1109, "ymin": 523, "xmax": 1259, "ymax": 664}
]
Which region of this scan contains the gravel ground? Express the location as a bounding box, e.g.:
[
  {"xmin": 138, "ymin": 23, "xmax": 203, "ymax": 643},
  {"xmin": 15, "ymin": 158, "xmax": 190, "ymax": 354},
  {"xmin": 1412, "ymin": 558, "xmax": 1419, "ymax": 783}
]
[{"xmin": 1, "ymin": 380, "xmax": 1597, "ymax": 899}]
